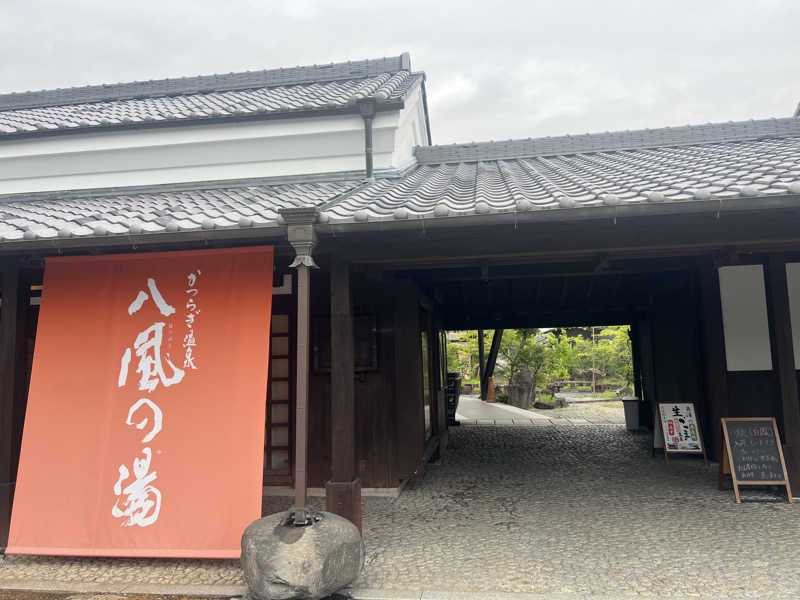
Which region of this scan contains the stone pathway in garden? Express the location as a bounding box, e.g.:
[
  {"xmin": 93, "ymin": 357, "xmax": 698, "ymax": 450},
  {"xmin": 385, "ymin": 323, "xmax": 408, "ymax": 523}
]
[
  {"xmin": 456, "ymin": 394, "xmax": 625, "ymax": 425},
  {"xmin": 2, "ymin": 418, "xmax": 798, "ymax": 599}
]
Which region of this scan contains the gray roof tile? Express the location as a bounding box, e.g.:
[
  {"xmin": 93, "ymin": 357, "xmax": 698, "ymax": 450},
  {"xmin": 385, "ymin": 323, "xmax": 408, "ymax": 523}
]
[
  {"xmin": 323, "ymin": 122, "xmax": 800, "ymax": 221},
  {"xmin": 0, "ymin": 55, "xmax": 421, "ymax": 137},
  {"xmin": 0, "ymin": 179, "xmax": 361, "ymax": 242},
  {"xmin": 1, "ymin": 117, "xmax": 799, "ymax": 245}
]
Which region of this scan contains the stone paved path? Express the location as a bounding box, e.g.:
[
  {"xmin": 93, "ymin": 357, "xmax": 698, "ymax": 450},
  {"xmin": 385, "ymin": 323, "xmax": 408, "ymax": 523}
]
[
  {"xmin": 457, "ymin": 394, "xmax": 625, "ymax": 425},
  {"xmin": 349, "ymin": 424, "xmax": 799, "ymax": 598},
  {"xmin": 2, "ymin": 421, "xmax": 799, "ymax": 599}
]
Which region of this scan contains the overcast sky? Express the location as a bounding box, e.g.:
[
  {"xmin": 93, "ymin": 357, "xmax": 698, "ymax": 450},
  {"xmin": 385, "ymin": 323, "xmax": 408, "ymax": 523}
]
[{"xmin": 2, "ymin": 0, "xmax": 799, "ymax": 145}]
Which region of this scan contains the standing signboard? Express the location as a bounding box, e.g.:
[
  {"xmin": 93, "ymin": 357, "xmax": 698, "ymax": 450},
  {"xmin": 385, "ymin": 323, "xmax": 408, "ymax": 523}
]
[
  {"xmin": 719, "ymin": 417, "xmax": 793, "ymax": 504},
  {"xmin": 657, "ymin": 403, "xmax": 708, "ymax": 464},
  {"xmin": 7, "ymin": 246, "xmax": 273, "ymax": 558}
]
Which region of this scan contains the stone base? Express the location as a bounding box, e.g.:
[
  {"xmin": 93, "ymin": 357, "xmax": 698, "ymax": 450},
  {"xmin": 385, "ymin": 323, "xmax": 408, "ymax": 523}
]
[
  {"xmin": 325, "ymin": 478, "xmax": 362, "ymax": 532},
  {"xmin": 241, "ymin": 508, "xmax": 364, "ymax": 600}
]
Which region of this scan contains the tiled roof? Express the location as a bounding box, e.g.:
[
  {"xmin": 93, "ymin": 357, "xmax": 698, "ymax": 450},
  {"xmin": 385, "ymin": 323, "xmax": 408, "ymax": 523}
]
[
  {"xmin": 1, "ymin": 117, "xmax": 800, "ymax": 246},
  {"xmin": 322, "ymin": 119, "xmax": 800, "ymax": 222},
  {"xmin": 0, "ymin": 54, "xmax": 421, "ymax": 137},
  {"xmin": 415, "ymin": 117, "xmax": 800, "ymax": 163},
  {"xmin": 0, "ymin": 179, "xmax": 360, "ymax": 242}
]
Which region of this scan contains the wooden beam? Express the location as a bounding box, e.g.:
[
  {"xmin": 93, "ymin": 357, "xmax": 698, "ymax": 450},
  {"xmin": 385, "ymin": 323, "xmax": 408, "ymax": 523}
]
[
  {"xmin": 0, "ymin": 261, "xmax": 20, "ymax": 548},
  {"xmin": 764, "ymin": 254, "xmax": 800, "ymax": 491},
  {"xmin": 329, "ymin": 210, "xmax": 800, "ymax": 267},
  {"xmin": 698, "ymin": 259, "xmax": 729, "ymax": 462},
  {"xmin": 326, "ymin": 260, "xmax": 361, "ymax": 530},
  {"xmin": 478, "ymin": 329, "xmax": 486, "ymax": 400}
]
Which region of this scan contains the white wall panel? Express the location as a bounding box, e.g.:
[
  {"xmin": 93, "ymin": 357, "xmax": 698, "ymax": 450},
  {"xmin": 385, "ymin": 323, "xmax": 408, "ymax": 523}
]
[
  {"xmin": 0, "ymin": 92, "xmax": 429, "ymax": 194},
  {"xmin": 719, "ymin": 265, "xmax": 773, "ymax": 371},
  {"xmin": 785, "ymin": 263, "xmax": 800, "ymax": 368}
]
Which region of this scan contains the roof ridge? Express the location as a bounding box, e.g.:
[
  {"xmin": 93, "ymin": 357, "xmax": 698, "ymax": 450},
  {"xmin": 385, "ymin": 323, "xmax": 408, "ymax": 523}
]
[
  {"xmin": 415, "ymin": 117, "xmax": 800, "ymax": 164},
  {"xmin": 0, "ymin": 53, "xmax": 412, "ymax": 111}
]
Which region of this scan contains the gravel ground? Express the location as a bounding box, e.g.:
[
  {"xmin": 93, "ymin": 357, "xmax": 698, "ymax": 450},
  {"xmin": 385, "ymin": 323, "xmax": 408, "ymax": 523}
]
[
  {"xmin": 3, "ymin": 421, "xmax": 799, "ymax": 598},
  {"xmin": 529, "ymin": 399, "xmax": 626, "ymax": 423}
]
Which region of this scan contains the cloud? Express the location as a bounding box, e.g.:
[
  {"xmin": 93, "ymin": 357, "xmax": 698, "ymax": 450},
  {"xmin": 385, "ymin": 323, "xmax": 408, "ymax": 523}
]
[{"xmin": 1, "ymin": 0, "xmax": 799, "ymax": 144}]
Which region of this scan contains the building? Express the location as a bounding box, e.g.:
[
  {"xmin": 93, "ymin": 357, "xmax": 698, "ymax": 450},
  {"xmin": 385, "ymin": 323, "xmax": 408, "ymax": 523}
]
[{"xmin": 1, "ymin": 53, "xmax": 800, "ymax": 552}]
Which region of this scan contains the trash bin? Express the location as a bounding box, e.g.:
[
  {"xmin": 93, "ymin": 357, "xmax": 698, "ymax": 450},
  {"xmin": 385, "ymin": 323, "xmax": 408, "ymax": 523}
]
[
  {"xmin": 621, "ymin": 397, "xmax": 640, "ymax": 431},
  {"xmin": 446, "ymin": 372, "xmax": 462, "ymax": 426}
]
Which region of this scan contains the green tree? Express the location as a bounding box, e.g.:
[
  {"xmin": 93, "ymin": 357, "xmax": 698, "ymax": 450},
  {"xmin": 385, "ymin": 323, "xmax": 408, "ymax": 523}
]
[
  {"xmin": 542, "ymin": 329, "xmax": 578, "ymax": 381},
  {"xmin": 445, "ymin": 330, "xmax": 493, "ymax": 381},
  {"xmin": 498, "ymin": 328, "xmax": 548, "ymax": 389}
]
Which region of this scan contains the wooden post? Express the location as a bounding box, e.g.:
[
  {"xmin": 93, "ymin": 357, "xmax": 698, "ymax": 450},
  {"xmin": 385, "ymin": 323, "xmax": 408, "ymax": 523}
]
[
  {"xmin": 629, "ymin": 322, "xmax": 643, "ymax": 403},
  {"xmin": 393, "ymin": 280, "xmax": 425, "ymax": 483},
  {"xmin": 482, "ymin": 329, "xmax": 503, "ymax": 397},
  {"xmin": 0, "ymin": 261, "xmax": 20, "ymax": 548},
  {"xmin": 478, "ymin": 329, "xmax": 486, "ymax": 400},
  {"xmin": 698, "ymin": 258, "xmax": 729, "ymax": 462},
  {"xmin": 764, "ymin": 253, "xmax": 800, "ymax": 491},
  {"xmin": 635, "ymin": 317, "xmax": 658, "ymax": 446},
  {"xmin": 326, "ymin": 260, "xmax": 362, "ymax": 530}
]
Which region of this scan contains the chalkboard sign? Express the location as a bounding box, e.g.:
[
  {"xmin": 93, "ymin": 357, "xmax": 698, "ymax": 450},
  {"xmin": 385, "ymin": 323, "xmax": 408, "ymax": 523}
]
[
  {"xmin": 720, "ymin": 418, "xmax": 793, "ymax": 504},
  {"xmin": 657, "ymin": 403, "xmax": 707, "ymax": 464}
]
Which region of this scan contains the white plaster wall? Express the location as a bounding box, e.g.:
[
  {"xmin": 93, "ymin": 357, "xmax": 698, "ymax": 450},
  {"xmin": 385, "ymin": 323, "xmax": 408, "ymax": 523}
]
[
  {"xmin": 0, "ymin": 92, "xmax": 428, "ymax": 194},
  {"xmin": 392, "ymin": 87, "xmax": 428, "ymax": 169},
  {"xmin": 719, "ymin": 265, "xmax": 773, "ymax": 371}
]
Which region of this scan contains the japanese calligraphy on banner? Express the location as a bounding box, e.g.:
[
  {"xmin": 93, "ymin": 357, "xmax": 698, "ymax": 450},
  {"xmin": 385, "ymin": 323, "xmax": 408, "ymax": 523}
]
[
  {"xmin": 657, "ymin": 403, "xmax": 704, "ymax": 454},
  {"xmin": 8, "ymin": 246, "xmax": 273, "ymax": 558}
]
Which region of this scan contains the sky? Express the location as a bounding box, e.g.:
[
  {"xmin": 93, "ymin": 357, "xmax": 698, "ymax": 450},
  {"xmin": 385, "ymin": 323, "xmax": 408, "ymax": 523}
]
[{"xmin": 2, "ymin": 0, "xmax": 799, "ymax": 145}]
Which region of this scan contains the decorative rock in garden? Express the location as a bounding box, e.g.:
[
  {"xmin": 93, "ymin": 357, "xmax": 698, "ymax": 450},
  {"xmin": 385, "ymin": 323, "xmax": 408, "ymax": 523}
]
[
  {"xmin": 508, "ymin": 369, "xmax": 534, "ymax": 409},
  {"xmin": 533, "ymin": 395, "xmax": 568, "ymax": 409},
  {"xmin": 241, "ymin": 508, "xmax": 364, "ymax": 600}
]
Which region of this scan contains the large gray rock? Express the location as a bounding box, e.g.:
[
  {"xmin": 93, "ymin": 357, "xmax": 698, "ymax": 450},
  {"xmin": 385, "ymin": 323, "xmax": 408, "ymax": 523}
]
[
  {"xmin": 241, "ymin": 508, "xmax": 364, "ymax": 600},
  {"xmin": 508, "ymin": 369, "xmax": 534, "ymax": 409}
]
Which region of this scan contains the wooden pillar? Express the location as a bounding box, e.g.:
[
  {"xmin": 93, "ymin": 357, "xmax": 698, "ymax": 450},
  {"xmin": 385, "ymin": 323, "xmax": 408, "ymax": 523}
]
[
  {"xmin": 698, "ymin": 259, "xmax": 729, "ymax": 462},
  {"xmin": 636, "ymin": 317, "xmax": 657, "ymax": 432},
  {"xmin": 478, "ymin": 329, "xmax": 487, "ymax": 400},
  {"xmin": 629, "ymin": 322, "xmax": 643, "ymax": 403},
  {"xmin": 483, "ymin": 329, "xmax": 503, "ymax": 387},
  {"xmin": 764, "ymin": 253, "xmax": 800, "ymax": 490},
  {"xmin": 0, "ymin": 260, "xmax": 21, "ymax": 548},
  {"xmin": 393, "ymin": 280, "xmax": 424, "ymax": 483},
  {"xmin": 325, "ymin": 260, "xmax": 362, "ymax": 530}
]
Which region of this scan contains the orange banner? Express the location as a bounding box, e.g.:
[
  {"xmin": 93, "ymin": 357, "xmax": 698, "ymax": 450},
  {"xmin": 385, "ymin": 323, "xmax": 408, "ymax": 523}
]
[{"xmin": 7, "ymin": 246, "xmax": 273, "ymax": 558}]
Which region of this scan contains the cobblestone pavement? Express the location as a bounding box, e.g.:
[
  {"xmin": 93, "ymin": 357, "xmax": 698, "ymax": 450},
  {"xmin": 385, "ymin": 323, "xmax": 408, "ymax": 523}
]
[
  {"xmin": 2, "ymin": 422, "xmax": 799, "ymax": 598},
  {"xmin": 350, "ymin": 424, "xmax": 800, "ymax": 598}
]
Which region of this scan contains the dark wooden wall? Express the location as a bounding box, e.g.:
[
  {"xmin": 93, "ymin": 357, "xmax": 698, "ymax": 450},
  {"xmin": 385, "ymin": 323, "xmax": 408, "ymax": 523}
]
[
  {"xmin": 308, "ymin": 271, "xmax": 427, "ymax": 488},
  {"xmin": 647, "ymin": 274, "xmax": 706, "ymax": 441}
]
